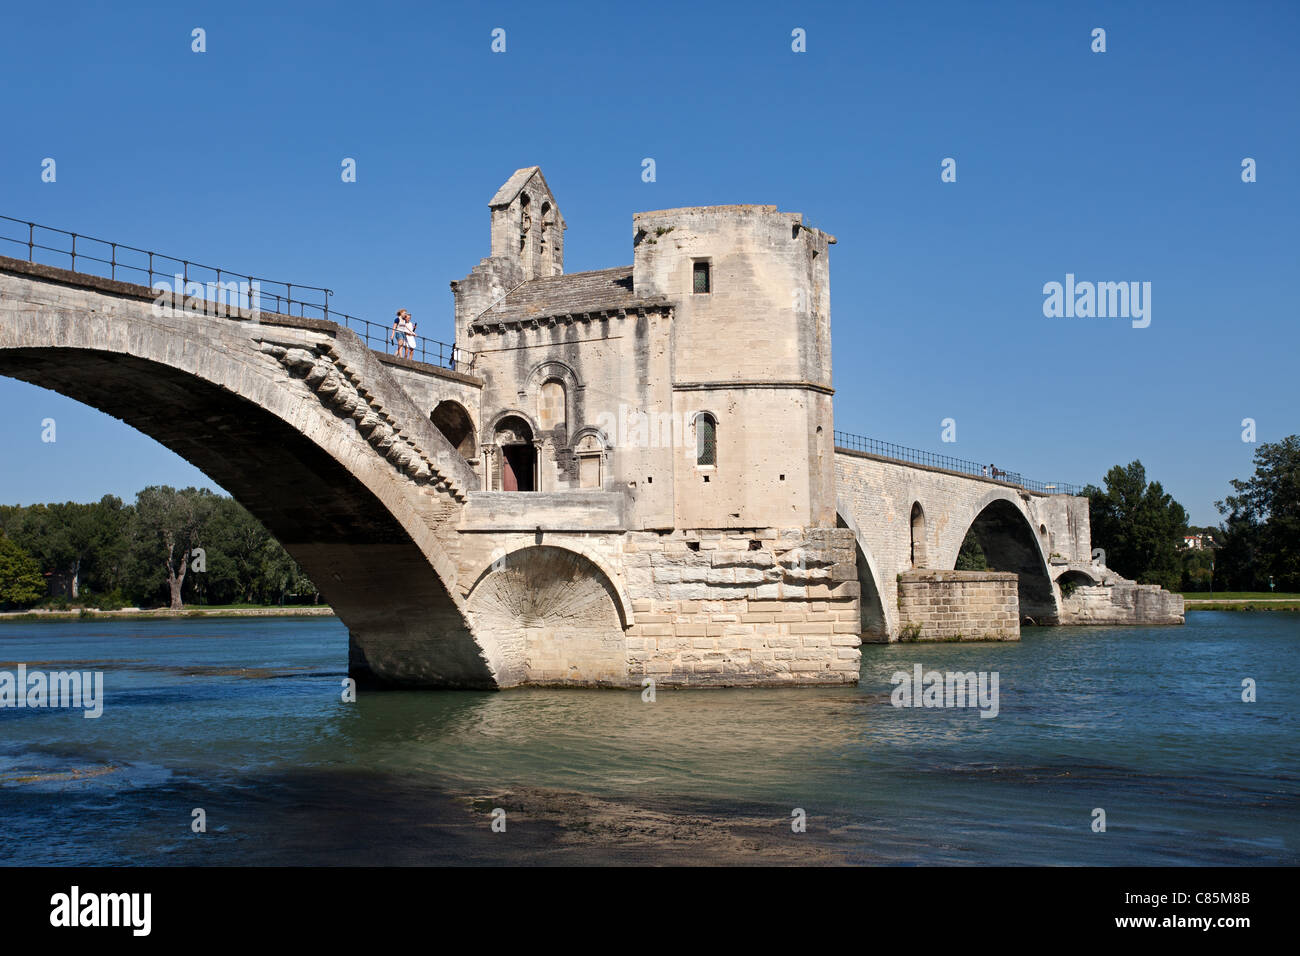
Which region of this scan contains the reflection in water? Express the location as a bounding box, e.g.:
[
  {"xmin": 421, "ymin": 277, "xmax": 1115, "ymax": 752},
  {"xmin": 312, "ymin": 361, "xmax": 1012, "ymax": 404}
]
[{"xmin": 0, "ymin": 613, "xmax": 1296, "ymax": 864}]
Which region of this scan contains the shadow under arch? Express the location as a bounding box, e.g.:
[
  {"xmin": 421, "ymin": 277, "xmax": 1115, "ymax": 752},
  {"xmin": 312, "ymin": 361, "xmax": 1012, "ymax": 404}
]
[
  {"xmin": 836, "ymin": 503, "xmax": 895, "ymax": 642},
  {"xmin": 956, "ymin": 491, "xmax": 1060, "ymax": 624},
  {"xmin": 0, "ymin": 343, "xmax": 494, "ymax": 687},
  {"xmin": 1056, "ymin": 568, "xmax": 1100, "ymax": 587}
]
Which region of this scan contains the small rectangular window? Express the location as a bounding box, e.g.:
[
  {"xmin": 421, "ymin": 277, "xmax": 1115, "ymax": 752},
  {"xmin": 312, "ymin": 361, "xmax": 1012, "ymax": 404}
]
[{"xmin": 693, "ymin": 260, "xmax": 710, "ymax": 294}]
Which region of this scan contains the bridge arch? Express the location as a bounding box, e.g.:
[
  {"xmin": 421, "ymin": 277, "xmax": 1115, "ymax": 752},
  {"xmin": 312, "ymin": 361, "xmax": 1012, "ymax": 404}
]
[
  {"xmin": 951, "ymin": 489, "xmax": 1060, "ymax": 624},
  {"xmin": 431, "ymin": 399, "xmax": 476, "ymax": 459},
  {"xmin": 0, "ymin": 263, "xmax": 505, "ymax": 687},
  {"xmin": 836, "ymin": 502, "xmax": 896, "ymax": 642},
  {"xmin": 464, "ymin": 545, "xmax": 628, "ymax": 685}
]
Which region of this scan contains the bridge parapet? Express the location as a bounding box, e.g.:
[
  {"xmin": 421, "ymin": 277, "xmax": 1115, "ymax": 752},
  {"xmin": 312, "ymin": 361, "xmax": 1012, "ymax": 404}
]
[
  {"xmin": 834, "ymin": 431, "xmax": 1082, "ymax": 496},
  {"xmin": 0, "ymin": 215, "xmax": 470, "ymax": 371}
]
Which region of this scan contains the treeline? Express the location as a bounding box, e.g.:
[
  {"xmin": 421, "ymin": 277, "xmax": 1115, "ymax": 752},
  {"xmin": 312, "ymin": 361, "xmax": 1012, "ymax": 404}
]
[
  {"xmin": 1211, "ymin": 436, "xmax": 1299, "ymax": 592},
  {"xmin": 0, "ymin": 487, "xmax": 319, "ymax": 610},
  {"xmin": 1084, "ymin": 436, "xmax": 1299, "ymax": 593}
]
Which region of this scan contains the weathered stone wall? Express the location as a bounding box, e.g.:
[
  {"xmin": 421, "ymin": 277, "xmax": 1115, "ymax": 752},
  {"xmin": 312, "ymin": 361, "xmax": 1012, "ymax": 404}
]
[
  {"xmin": 634, "ymin": 204, "xmax": 838, "ymax": 530},
  {"xmin": 451, "ymin": 524, "xmax": 861, "ymax": 687},
  {"xmin": 380, "ymin": 357, "xmax": 484, "ymax": 473},
  {"xmin": 462, "ymin": 309, "xmax": 679, "ymax": 517},
  {"xmin": 1060, "ymin": 583, "xmax": 1185, "ymax": 625},
  {"xmin": 896, "ymin": 570, "xmax": 1020, "ymax": 641},
  {"xmin": 623, "ymin": 527, "xmax": 860, "ymax": 686}
]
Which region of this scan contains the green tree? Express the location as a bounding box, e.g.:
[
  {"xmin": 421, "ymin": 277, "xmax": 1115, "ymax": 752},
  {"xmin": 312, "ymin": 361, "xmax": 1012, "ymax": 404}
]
[
  {"xmin": 954, "ymin": 529, "xmax": 989, "ymax": 570},
  {"xmin": 0, "ymin": 535, "xmax": 45, "ymax": 608},
  {"xmin": 2, "ymin": 488, "xmax": 318, "ymax": 609},
  {"xmin": 1084, "ymin": 460, "xmax": 1188, "ymax": 590},
  {"xmin": 7, "ymin": 496, "xmax": 128, "ymax": 600},
  {"xmin": 130, "ymin": 486, "xmax": 217, "ymax": 609},
  {"xmin": 1216, "ymin": 435, "xmax": 1300, "ymax": 591},
  {"xmin": 1178, "ymin": 547, "xmax": 1216, "ymax": 592}
]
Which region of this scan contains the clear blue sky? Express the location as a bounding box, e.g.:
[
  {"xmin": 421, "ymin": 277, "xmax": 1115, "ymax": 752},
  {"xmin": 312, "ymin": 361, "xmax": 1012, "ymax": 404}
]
[{"xmin": 1, "ymin": 0, "xmax": 1296, "ymax": 525}]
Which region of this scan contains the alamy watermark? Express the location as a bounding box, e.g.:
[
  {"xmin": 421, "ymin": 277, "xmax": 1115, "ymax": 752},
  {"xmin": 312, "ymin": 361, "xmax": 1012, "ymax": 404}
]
[
  {"xmin": 151, "ymin": 275, "xmax": 261, "ymax": 320},
  {"xmin": 50, "ymin": 886, "xmax": 150, "ymax": 936},
  {"xmin": 593, "ymin": 404, "xmax": 706, "ymax": 449},
  {"xmin": 0, "ymin": 664, "xmax": 103, "ymax": 718},
  {"xmin": 1042, "ymin": 274, "xmax": 1150, "ymax": 328},
  {"xmin": 890, "ymin": 664, "xmax": 999, "ymax": 718}
]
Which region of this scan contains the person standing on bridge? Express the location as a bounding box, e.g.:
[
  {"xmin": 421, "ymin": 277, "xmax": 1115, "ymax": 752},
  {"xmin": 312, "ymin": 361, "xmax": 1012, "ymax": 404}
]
[
  {"xmin": 390, "ymin": 310, "xmax": 406, "ymax": 358},
  {"xmin": 393, "ymin": 309, "xmax": 415, "ymax": 359},
  {"xmin": 404, "ymin": 313, "xmax": 418, "ymax": 361}
]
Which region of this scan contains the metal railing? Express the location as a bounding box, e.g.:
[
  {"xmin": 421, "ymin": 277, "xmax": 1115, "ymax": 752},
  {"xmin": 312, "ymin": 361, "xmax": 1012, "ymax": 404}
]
[
  {"xmin": 0, "ymin": 214, "xmax": 468, "ymax": 372},
  {"xmin": 834, "ymin": 431, "xmax": 1083, "ymax": 496}
]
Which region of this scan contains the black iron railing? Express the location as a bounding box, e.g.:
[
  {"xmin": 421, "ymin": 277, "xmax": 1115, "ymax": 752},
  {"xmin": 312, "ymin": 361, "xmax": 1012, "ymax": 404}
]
[
  {"xmin": 0, "ymin": 214, "xmax": 468, "ymax": 372},
  {"xmin": 834, "ymin": 431, "xmax": 1083, "ymax": 496}
]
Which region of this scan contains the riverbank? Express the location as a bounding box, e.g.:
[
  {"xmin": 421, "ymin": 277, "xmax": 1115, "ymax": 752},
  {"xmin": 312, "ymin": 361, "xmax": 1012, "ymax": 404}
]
[
  {"xmin": 0, "ymin": 606, "xmax": 334, "ymax": 622},
  {"xmin": 1184, "ymin": 600, "xmax": 1300, "ymax": 611},
  {"xmin": 1181, "ymin": 593, "xmax": 1300, "ymax": 612}
]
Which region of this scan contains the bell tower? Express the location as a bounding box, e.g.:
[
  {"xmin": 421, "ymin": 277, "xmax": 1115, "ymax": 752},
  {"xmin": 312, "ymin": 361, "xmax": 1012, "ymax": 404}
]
[
  {"xmin": 452, "ymin": 166, "xmax": 566, "ymax": 346},
  {"xmin": 488, "ymin": 166, "xmax": 565, "ymax": 280}
]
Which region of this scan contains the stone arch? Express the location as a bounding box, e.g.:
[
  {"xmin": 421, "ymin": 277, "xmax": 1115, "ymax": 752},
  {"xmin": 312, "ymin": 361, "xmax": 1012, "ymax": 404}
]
[
  {"xmin": 909, "ymin": 501, "xmax": 928, "ymax": 569},
  {"xmin": 465, "ymin": 545, "xmax": 628, "ymax": 686},
  {"xmin": 836, "ymin": 503, "xmax": 896, "ymax": 641},
  {"xmin": 1056, "ymin": 568, "xmax": 1100, "ymax": 587},
  {"xmin": 569, "ymin": 425, "xmax": 611, "ymax": 490},
  {"xmin": 569, "ymin": 424, "xmax": 611, "ymax": 450},
  {"xmin": 954, "ymin": 491, "xmax": 1059, "ymax": 624},
  {"xmin": 430, "ymin": 399, "xmax": 476, "ymax": 459},
  {"xmin": 484, "ymin": 407, "xmax": 540, "ymax": 443},
  {"xmin": 0, "ymin": 267, "xmax": 501, "ymax": 688},
  {"xmin": 466, "ymin": 541, "xmax": 634, "ymax": 629},
  {"xmin": 490, "ymin": 413, "xmax": 537, "ymax": 491},
  {"xmin": 525, "ymin": 361, "xmax": 579, "ymax": 430}
]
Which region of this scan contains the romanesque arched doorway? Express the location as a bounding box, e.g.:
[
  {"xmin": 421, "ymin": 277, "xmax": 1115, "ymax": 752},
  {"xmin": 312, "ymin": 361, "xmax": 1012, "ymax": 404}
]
[{"xmin": 494, "ymin": 415, "xmax": 536, "ymax": 491}]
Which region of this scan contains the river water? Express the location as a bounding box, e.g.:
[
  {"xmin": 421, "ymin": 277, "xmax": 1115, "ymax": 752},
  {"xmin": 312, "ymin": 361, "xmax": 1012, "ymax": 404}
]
[{"xmin": 1, "ymin": 612, "xmax": 1295, "ymax": 865}]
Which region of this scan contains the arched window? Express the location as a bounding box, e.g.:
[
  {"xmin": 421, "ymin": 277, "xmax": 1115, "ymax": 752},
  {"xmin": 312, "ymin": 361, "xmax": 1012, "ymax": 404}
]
[
  {"xmin": 538, "ymin": 379, "xmax": 566, "ymax": 434},
  {"xmin": 910, "ymin": 502, "xmax": 927, "ymax": 568},
  {"xmin": 696, "ymin": 413, "xmax": 717, "ymax": 466}
]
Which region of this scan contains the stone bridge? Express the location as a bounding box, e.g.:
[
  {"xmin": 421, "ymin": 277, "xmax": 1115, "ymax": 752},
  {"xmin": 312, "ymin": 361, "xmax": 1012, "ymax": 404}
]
[
  {"xmin": 0, "ymin": 257, "xmax": 514, "ymax": 687},
  {"xmin": 0, "ymin": 208, "xmax": 1180, "ymax": 690},
  {"xmin": 835, "ymin": 449, "xmax": 1114, "ymax": 640}
]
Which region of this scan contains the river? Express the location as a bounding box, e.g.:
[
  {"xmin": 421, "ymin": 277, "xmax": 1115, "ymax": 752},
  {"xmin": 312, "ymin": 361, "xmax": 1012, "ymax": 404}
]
[{"xmin": 1, "ymin": 612, "xmax": 1295, "ymax": 865}]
